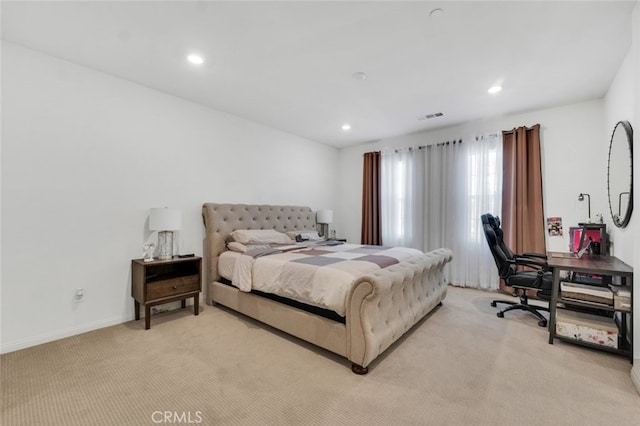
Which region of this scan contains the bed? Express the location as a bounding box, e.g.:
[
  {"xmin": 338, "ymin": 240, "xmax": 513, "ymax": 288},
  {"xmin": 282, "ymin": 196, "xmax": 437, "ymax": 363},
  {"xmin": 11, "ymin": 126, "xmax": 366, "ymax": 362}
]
[{"xmin": 202, "ymin": 203, "xmax": 453, "ymax": 374}]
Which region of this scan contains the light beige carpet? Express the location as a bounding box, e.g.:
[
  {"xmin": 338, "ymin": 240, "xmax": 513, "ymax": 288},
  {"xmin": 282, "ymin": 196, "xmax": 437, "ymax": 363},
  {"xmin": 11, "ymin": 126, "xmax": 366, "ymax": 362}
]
[{"xmin": 2, "ymin": 286, "xmax": 639, "ymax": 426}]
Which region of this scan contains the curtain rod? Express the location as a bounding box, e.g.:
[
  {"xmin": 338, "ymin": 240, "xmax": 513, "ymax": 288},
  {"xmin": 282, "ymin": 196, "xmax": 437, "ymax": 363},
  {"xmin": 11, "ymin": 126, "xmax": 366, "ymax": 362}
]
[
  {"xmin": 475, "ymin": 132, "xmax": 499, "ymax": 140},
  {"xmin": 363, "ymin": 131, "xmax": 502, "ymax": 156},
  {"xmin": 389, "ymin": 138, "xmax": 463, "ymax": 154},
  {"xmin": 502, "ymin": 125, "xmax": 538, "ymax": 135}
]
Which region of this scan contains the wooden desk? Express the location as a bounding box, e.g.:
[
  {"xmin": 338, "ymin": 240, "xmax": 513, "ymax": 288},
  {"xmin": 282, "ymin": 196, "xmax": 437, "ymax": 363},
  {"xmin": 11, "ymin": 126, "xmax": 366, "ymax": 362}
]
[{"xmin": 547, "ymin": 252, "xmax": 633, "ymax": 360}]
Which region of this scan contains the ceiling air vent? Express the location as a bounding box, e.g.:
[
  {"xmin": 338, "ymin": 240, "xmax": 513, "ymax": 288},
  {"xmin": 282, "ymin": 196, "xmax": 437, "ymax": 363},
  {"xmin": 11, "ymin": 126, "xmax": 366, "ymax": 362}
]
[{"xmin": 418, "ymin": 112, "xmax": 444, "ymax": 121}]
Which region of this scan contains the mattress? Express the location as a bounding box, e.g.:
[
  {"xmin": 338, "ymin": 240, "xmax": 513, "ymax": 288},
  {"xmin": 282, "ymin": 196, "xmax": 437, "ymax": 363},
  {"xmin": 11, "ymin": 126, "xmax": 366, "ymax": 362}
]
[
  {"xmin": 219, "ymin": 243, "xmax": 424, "ymax": 316},
  {"xmin": 217, "ymin": 250, "xmax": 346, "ymax": 323},
  {"xmin": 218, "ymin": 249, "xmax": 335, "ymax": 313}
]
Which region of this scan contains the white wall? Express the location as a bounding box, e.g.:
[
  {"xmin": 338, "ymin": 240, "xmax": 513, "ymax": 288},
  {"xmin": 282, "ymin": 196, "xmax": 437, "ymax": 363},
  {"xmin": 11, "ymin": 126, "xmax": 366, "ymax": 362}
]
[
  {"xmin": 634, "ymin": 0, "xmax": 640, "ymax": 384},
  {"xmin": 0, "ymin": 42, "xmax": 338, "ymax": 353},
  {"xmin": 604, "ymin": 0, "xmax": 639, "ymax": 384},
  {"xmin": 337, "ymin": 99, "xmax": 605, "ymax": 254},
  {"xmin": 604, "ymin": 6, "xmax": 639, "ymax": 380},
  {"xmin": 604, "ymin": 44, "xmax": 635, "ymax": 265},
  {"xmin": 619, "ymin": 0, "xmax": 640, "ymax": 384}
]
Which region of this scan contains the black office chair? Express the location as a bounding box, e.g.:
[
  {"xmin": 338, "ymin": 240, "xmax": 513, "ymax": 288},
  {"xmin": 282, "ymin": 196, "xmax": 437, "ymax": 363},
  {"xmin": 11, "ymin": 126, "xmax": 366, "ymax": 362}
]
[{"xmin": 481, "ymin": 213, "xmax": 552, "ymax": 327}]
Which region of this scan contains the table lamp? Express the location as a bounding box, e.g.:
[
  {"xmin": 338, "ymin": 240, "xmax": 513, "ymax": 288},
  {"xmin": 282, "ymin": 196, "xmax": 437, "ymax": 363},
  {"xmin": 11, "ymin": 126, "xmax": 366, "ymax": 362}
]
[
  {"xmin": 316, "ymin": 209, "xmax": 333, "ymax": 238},
  {"xmin": 149, "ymin": 207, "xmax": 182, "ymax": 260}
]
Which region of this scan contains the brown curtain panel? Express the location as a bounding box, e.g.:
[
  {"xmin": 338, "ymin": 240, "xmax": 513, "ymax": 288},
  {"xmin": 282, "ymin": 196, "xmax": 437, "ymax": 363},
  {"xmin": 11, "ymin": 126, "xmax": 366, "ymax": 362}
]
[
  {"xmin": 501, "ymin": 124, "xmax": 545, "ymax": 292},
  {"xmin": 361, "ymin": 151, "xmax": 382, "ymax": 245}
]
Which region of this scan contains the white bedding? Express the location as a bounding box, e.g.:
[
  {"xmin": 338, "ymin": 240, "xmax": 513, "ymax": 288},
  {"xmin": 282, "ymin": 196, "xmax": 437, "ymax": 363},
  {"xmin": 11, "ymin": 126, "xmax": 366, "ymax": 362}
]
[
  {"xmin": 219, "ymin": 243, "xmax": 424, "ymax": 316},
  {"xmin": 218, "ymin": 251, "xmax": 239, "ymax": 281}
]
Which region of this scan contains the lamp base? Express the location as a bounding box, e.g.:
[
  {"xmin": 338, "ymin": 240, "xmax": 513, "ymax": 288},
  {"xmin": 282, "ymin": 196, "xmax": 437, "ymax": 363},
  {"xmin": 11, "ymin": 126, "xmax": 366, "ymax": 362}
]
[{"xmin": 157, "ymin": 231, "xmax": 174, "ymax": 260}]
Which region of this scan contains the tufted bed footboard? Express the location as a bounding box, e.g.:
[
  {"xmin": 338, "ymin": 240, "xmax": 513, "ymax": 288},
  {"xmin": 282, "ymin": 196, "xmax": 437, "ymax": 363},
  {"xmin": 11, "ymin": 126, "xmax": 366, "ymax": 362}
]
[
  {"xmin": 346, "ymin": 249, "xmax": 452, "ymax": 372},
  {"xmin": 202, "ymin": 203, "xmax": 452, "ymax": 374}
]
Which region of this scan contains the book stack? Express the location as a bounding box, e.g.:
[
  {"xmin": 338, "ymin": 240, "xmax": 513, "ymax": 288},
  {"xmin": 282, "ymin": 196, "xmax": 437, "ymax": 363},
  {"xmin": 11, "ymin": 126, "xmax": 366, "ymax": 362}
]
[
  {"xmin": 609, "ymin": 285, "xmax": 631, "ymax": 312},
  {"xmin": 560, "ymin": 281, "xmax": 613, "ymax": 306}
]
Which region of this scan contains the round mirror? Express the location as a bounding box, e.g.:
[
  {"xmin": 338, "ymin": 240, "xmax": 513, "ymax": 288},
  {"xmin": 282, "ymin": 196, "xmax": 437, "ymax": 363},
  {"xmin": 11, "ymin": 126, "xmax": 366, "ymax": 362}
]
[{"xmin": 607, "ymin": 120, "xmax": 633, "ymax": 227}]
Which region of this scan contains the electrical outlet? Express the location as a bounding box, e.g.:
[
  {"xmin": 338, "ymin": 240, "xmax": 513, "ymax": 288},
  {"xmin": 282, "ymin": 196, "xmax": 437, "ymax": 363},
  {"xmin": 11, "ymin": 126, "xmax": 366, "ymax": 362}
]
[{"xmin": 74, "ymin": 288, "xmax": 84, "ymax": 303}]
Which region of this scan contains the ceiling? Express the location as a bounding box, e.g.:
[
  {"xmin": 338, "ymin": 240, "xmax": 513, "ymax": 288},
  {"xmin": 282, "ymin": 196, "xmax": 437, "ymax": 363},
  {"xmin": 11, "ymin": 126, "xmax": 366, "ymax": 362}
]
[{"xmin": 1, "ymin": 1, "xmax": 635, "ymax": 148}]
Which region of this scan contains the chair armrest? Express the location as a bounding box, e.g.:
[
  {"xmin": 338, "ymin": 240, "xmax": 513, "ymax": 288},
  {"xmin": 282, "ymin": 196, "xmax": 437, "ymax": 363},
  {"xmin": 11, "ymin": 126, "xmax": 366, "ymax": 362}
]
[
  {"xmin": 509, "ymin": 257, "xmax": 548, "ymax": 270},
  {"xmin": 521, "ymin": 252, "xmax": 547, "ymax": 259}
]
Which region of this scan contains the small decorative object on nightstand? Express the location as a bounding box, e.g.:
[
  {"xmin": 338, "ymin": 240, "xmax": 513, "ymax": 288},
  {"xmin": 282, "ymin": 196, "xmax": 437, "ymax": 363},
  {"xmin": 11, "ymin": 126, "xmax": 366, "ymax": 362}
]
[
  {"xmin": 142, "ymin": 243, "xmax": 155, "ymax": 262},
  {"xmin": 131, "ymin": 256, "xmax": 201, "ymax": 330}
]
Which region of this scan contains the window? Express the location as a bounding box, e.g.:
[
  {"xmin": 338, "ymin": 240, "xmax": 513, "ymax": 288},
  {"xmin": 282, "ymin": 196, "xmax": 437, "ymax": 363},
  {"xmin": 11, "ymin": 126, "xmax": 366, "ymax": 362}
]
[{"xmin": 381, "ymin": 136, "xmax": 502, "ymax": 289}]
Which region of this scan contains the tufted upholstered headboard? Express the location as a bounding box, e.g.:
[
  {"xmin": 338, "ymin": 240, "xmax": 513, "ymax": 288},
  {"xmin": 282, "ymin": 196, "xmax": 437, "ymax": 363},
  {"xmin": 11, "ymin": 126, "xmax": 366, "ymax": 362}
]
[{"xmin": 202, "ymin": 203, "xmax": 316, "ymax": 286}]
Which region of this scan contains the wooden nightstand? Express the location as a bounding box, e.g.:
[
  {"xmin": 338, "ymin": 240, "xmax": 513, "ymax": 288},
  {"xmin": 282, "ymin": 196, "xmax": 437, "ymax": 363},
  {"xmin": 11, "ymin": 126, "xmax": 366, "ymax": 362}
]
[{"xmin": 131, "ymin": 256, "xmax": 202, "ymax": 329}]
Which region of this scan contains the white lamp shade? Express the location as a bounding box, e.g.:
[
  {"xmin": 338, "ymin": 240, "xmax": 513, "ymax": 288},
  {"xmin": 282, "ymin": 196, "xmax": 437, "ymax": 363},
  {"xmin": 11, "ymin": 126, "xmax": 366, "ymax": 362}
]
[
  {"xmin": 316, "ymin": 209, "xmax": 333, "ymax": 224},
  {"xmin": 149, "ymin": 208, "xmax": 182, "ymax": 231}
]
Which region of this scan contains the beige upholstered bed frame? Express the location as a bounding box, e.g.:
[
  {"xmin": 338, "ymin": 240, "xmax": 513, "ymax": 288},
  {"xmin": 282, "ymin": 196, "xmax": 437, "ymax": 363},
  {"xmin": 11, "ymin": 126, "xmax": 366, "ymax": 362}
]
[{"xmin": 202, "ymin": 203, "xmax": 452, "ymax": 374}]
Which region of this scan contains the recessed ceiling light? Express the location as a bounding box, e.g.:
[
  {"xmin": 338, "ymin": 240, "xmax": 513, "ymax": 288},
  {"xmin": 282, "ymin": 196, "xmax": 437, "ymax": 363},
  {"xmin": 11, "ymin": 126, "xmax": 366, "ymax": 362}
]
[
  {"xmin": 351, "ymin": 72, "xmax": 367, "ymax": 80},
  {"xmin": 429, "ymin": 8, "xmax": 444, "ymax": 17},
  {"xmin": 187, "ymin": 54, "xmax": 204, "ymax": 65},
  {"xmin": 342, "ymin": 124, "xmax": 352, "ymax": 131},
  {"xmin": 488, "ymin": 85, "xmax": 502, "ymax": 95}
]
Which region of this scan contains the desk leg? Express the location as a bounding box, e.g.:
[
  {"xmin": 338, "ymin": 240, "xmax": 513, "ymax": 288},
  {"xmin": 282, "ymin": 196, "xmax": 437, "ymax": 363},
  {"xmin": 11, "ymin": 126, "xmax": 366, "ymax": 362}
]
[
  {"xmin": 194, "ymin": 294, "xmax": 199, "ymax": 316},
  {"xmin": 548, "ymin": 267, "xmax": 561, "ymax": 344},
  {"xmin": 629, "ymin": 276, "xmax": 633, "ymax": 362}
]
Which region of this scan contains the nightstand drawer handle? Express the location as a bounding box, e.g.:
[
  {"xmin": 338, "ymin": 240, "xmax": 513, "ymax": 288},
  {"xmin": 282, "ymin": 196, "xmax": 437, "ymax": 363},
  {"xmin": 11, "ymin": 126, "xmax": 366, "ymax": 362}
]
[{"xmin": 172, "ymin": 285, "xmax": 178, "ymax": 289}]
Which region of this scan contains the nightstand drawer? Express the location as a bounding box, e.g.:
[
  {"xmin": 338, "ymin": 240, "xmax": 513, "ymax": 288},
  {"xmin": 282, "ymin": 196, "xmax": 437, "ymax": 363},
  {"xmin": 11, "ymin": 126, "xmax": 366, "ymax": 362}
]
[{"xmin": 147, "ymin": 275, "xmax": 200, "ymax": 300}]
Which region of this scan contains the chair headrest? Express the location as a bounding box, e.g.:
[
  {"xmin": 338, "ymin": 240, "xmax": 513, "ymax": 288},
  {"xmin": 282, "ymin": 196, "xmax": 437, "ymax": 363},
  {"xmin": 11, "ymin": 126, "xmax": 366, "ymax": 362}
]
[
  {"xmin": 482, "ymin": 213, "xmax": 501, "ymax": 229},
  {"xmin": 484, "ymin": 224, "xmax": 498, "ymax": 245}
]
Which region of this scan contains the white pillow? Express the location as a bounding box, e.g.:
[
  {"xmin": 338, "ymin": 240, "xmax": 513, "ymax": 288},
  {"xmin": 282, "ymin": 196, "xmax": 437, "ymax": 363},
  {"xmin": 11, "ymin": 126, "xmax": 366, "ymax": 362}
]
[
  {"xmin": 230, "ymin": 229, "xmax": 293, "ymax": 245},
  {"xmin": 227, "ymin": 242, "xmax": 272, "ymax": 253},
  {"xmin": 227, "ymin": 241, "xmax": 248, "ymax": 253}
]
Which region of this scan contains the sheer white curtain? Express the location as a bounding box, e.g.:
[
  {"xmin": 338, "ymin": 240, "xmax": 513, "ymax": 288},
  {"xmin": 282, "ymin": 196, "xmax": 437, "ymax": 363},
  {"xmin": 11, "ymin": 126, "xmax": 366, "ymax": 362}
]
[
  {"xmin": 381, "ymin": 135, "xmax": 503, "ymax": 290},
  {"xmin": 381, "ymin": 148, "xmax": 424, "ymax": 248}
]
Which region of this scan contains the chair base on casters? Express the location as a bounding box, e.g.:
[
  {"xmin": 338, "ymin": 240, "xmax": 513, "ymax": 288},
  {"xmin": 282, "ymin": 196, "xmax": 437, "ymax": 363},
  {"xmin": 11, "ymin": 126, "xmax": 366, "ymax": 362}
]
[{"xmin": 491, "ymin": 291, "xmax": 549, "ymax": 328}]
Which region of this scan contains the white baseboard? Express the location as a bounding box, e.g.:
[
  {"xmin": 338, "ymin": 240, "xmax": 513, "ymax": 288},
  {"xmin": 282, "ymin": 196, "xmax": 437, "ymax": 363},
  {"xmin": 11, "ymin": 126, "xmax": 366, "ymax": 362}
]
[
  {"xmin": 1, "ymin": 314, "xmax": 134, "ymax": 354},
  {"xmin": 632, "ymin": 362, "xmax": 640, "ymax": 395},
  {"xmin": 1, "ymin": 300, "xmax": 194, "ymax": 354}
]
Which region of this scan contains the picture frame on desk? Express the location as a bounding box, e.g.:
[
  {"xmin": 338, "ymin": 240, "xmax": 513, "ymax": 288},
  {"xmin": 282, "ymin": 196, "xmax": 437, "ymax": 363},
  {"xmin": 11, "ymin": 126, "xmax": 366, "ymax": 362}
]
[
  {"xmin": 568, "ymin": 224, "xmax": 609, "ymax": 285},
  {"xmin": 569, "ymin": 226, "xmax": 603, "ymax": 254}
]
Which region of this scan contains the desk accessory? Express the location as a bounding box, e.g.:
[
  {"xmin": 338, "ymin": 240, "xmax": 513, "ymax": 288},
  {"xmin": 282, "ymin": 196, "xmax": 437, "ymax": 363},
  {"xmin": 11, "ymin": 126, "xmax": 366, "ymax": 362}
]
[{"xmin": 578, "ymin": 193, "xmax": 591, "ymax": 222}]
